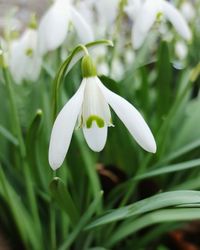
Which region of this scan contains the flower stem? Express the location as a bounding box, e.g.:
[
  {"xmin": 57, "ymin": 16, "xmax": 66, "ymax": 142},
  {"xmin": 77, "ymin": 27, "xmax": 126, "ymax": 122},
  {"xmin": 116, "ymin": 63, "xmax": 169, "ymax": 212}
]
[{"xmin": 50, "ymin": 170, "xmax": 57, "ymax": 250}]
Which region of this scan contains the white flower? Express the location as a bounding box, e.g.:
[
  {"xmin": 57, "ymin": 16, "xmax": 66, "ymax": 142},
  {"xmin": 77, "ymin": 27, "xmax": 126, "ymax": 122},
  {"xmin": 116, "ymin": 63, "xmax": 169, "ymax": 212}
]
[
  {"xmin": 38, "ymin": 0, "xmax": 94, "ymax": 55},
  {"xmin": 131, "ymin": 0, "xmax": 192, "ymax": 49},
  {"xmin": 9, "ymin": 28, "xmax": 42, "ymax": 83},
  {"xmin": 49, "ymin": 56, "xmax": 156, "ymax": 170}
]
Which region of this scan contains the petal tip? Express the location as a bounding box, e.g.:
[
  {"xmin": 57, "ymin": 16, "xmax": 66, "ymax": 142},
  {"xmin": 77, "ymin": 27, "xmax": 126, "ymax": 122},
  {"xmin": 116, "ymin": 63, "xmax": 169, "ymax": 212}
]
[
  {"xmin": 49, "ymin": 156, "xmax": 62, "ymax": 171},
  {"xmin": 146, "ymin": 140, "xmax": 157, "ymax": 154}
]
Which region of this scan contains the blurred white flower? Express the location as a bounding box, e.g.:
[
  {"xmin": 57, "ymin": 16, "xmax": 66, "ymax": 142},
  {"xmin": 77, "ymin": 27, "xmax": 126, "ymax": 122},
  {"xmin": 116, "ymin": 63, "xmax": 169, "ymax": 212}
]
[
  {"xmin": 180, "ymin": 2, "xmax": 195, "ymax": 22},
  {"xmin": 124, "ymin": 0, "xmax": 143, "ymax": 20},
  {"xmin": 175, "ymin": 41, "xmax": 188, "ymax": 60},
  {"xmin": 49, "ymin": 55, "xmax": 156, "ymax": 170},
  {"xmin": 38, "ymin": 0, "xmax": 94, "ymax": 55},
  {"xmin": 111, "ymin": 58, "xmax": 124, "ymax": 80},
  {"xmin": 95, "ymin": 0, "xmax": 119, "ymax": 26},
  {"xmin": 124, "ymin": 48, "xmax": 135, "ymax": 65},
  {"xmin": 131, "ymin": 0, "xmax": 192, "ymax": 49},
  {"xmin": 97, "ymin": 61, "xmax": 109, "ymax": 76},
  {"xmin": 77, "ymin": 0, "xmax": 119, "ymax": 37},
  {"xmin": 9, "ymin": 28, "xmax": 42, "ymax": 83}
]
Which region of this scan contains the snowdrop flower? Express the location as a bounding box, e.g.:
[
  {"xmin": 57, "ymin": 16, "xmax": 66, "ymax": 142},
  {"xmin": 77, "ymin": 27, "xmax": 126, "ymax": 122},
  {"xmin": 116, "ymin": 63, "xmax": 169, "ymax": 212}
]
[
  {"xmin": 38, "ymin": 0, "xmax": 94, "ymax": 55},
  {"xmin": 131, "ymin": 0, "xmax": 192, "ymax": 49},
  {"xmin": 49, "ymin": 55, "xmax": 156, "ymax": 170},
  {"xmin": 9, "ymin": 26, "xmax": 42, "ymax": 83}
]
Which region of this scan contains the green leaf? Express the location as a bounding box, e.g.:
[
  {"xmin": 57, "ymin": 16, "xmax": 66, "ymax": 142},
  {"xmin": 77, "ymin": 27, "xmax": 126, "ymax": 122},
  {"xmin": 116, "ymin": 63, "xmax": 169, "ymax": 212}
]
[
  {"xmin": 0, "ymin": 124, "xmax": 18, "ymax": 146},
  {"xmin": 156, "ymin": 41, "xmax": 172, "ymax": 117},
  {"xmin": 0, "ymin": 166, "xmax": 40, "ymax": 249},
  {"xmin": 135, "ymin": 158, "xmax": 200, "ymax": 180},
  {"xmin": 49, "ymin": 177, "xmax": 79, "ymax": 225},
  {"xmin": 153, "ymin": 139, "xmax": 200, "ymax": 167},
  {"xmin": 25, "ymin": 109, "xmax": 47, "ymax": 189},
  {"xmin": 106, "ymin": 208, "xmax": 200, "ymax": 247},
  {"xmin": 85, "ymin": 190, "xmax": 200, "ymax": 230},
  {"xmin": 26, "ymin": 109, "xmax": 43, "ymax": 148}
]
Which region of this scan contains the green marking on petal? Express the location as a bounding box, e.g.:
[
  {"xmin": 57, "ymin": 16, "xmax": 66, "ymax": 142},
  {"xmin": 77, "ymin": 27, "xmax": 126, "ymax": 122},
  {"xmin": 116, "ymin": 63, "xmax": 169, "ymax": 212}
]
[
  {"xmin": 25, "ymin": 48, "xmax": 33, "ymax": 57},
  {"xmin": 86, "ymin": 115, "xmax": 105, "ymax": 128},
  {"xmin": 156, "ymin": 12, "xmax": 163, "ymax": 22}
]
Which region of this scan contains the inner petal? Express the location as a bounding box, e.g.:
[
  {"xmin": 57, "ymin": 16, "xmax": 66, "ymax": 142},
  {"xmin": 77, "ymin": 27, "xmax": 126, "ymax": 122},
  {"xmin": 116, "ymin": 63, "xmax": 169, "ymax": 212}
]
[
  {"xmin": 80, "ymin": 77, "xmax": 112, "ymax": 128},
  {"xmin": 83, "ymin": 124, "xmax": 108, "ymax": 152}
]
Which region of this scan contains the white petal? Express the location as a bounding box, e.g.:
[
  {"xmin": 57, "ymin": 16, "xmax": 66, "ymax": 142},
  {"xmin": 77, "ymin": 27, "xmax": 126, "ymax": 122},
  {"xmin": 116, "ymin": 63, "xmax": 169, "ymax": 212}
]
[
  {"xmin": 162, "ymin": 0, "xmax": 191, "ymax": 41},
  {"xmin": 38, "ymin": 0, "xmax": 70, "ymax": 55},
  {"xmin": 9, "ymin": 40, "xmax": 25, "ymax": 83},
  {"xmin": 132, "ymin": 0, "xmax": 160, "ymax": 49},
  {"xmin": 83, "ymin": 124, "xmax": 107, "ymax": 152},
  {"xmin": 70, "ymin": 6, "xmax": 94, "ymax": 43},
  {"xmin": 82, "ymin": 77, "xmax": 112, "ymax": 126},
  {"xmin": 48, "ymin": 80, "xmax": 86, "ymax": 170},
  {"xmin": 97, "ymin": 79, "xmax": 156, "ymax": 153}
]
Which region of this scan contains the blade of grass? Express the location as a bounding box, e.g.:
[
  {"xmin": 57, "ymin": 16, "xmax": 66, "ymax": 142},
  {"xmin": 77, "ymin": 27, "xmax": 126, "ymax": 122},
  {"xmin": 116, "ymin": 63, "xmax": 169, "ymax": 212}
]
[
  {"xmin": 85, "ymin": 190, "xmax": 200, "ymax": 229},
  {"xmin": 135, "ymin": 158, "xmax": 200, "ymax": 180},
  {"xmin": 106, "ymin": 208, "xmax": 200, "ymax": 247}
]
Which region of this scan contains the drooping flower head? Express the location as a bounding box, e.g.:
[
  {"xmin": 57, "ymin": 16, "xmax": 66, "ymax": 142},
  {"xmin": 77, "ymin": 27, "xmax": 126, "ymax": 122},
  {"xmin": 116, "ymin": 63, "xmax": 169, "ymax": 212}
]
[
  {"xmin": 49, "ymin": 50, "xmax": 156, "ymax": 170},
  {"xmin": 38, "ymin": 0, "xmax": 94, "ymax": 55},
  {"xmin": 9, "ymin": 16, "xmax": 42, "ymax": 83},
  {"xmin": 129, "ymin": 0, "xmax": 192, "ymax": 49}
]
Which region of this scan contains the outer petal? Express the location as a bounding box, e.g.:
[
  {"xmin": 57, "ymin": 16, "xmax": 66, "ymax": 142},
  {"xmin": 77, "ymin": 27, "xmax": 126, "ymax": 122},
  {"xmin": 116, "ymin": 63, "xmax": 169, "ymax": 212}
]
[
  {"xmin": 97, "ymin": 79, "xmax": 156, "ymax": 153},
  {"xmin": 83, "ymin": 124, "xmax": 107, "ymax": 152},
  {"xmin": 38, "ymin": 0, "xmax": 70, "ymax": 55},
  {"xmin": 162, "ymin": 0, "xmax": 191, "ymax": 41},
  {"xmin": 132, "ymin": 0, "xmax": 160, "ymax": 49},
  {"xmin": 9, "ymin": 39, "xmax": 25, "ymax": 83},
  {"xmin": 70, "ymin": 6, "xmax": 94, "ymax": 43},
  {"xmin": 48, "ymin": 80, "xmax": 86, "ymax": 170}
]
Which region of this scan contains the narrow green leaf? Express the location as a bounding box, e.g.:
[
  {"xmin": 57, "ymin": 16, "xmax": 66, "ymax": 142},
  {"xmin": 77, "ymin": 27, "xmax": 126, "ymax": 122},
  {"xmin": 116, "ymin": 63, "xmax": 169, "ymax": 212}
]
[
  {"xmin": 106, "ymin": 208, "xmax": 200, "ymax": 247},
  {"xmin": 135, "ymin": 158, "xmax": 200, "ymax": 180},
  {"xmin": 0, "ymin": 166, "xmax": 40, "ymax": 249},
  {"xmin": 153, "ymin": 139, "xmax": 200, "ymax": 167},
  {"xmin": 49, "ymin": 177, "xmax": 79, "ymax": 225},
  {"xmin": 85, "ymin": 190, "xmax": 200, "ymax": 229},
  {"xmin": 26, "ymin": 109, "xmax": 43, "ymax": 148},
  {"xmin": 0, "ymin": 125, "xmax": 18, "ymax": 145},
  {"xmin": 156, "ymin": 41, "xmax": 172, "ymax": 117},
  {"xmin": 25, "ymin": 109, "xmax": 45, "ymax": 187}
]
